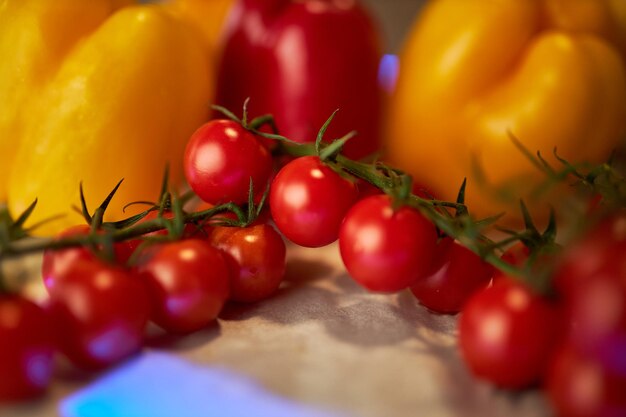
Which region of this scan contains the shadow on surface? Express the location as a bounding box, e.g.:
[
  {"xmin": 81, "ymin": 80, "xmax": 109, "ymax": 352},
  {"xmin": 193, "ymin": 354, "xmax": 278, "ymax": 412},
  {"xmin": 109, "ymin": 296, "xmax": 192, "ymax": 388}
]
[
  {"xmin": 144, "ymin": 322, "xmax": 222, "ymax": 352},
  {"xmin": 221, "ymin": 254, "xmax": 461, "ymax": 349}
]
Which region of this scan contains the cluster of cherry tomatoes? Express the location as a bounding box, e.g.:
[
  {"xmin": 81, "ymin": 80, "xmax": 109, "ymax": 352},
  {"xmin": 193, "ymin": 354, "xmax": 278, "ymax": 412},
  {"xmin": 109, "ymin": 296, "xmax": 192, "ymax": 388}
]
[
  {"xmin": 0, "ymin": 213, "xmax": 287, "ymax": 401},
  {"xmin": 1, "ymin": 115, "xmax": 625, "ymax": 417},
  {"xmin": 188, "ymin": 117, "xmax": 626, "ymax": 416}
]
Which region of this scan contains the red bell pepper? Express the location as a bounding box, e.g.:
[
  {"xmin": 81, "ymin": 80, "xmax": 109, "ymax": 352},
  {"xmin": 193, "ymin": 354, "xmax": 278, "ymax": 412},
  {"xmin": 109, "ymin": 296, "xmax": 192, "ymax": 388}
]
[{"xmin": 216, "ymin": 0, "xmax": 382, "ymax": 159}]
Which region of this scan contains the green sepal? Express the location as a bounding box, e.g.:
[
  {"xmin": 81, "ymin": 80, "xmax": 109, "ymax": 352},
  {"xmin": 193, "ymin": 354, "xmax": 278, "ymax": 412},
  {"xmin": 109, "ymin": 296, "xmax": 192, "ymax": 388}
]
[{"xmin": 316, "ymin": 110, "xmax": 339, "ymax": 154}]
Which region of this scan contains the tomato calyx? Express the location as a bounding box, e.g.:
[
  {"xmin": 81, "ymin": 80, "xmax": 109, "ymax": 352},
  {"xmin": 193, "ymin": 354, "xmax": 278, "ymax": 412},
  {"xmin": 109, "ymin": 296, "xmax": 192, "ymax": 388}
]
[
  {"xmin": 212, "ymin": 97, "xmax": 290, "ymax": 145},
  {"xmin": 495, "ymin": 201, "xmax": 561, "ymax": 295}
]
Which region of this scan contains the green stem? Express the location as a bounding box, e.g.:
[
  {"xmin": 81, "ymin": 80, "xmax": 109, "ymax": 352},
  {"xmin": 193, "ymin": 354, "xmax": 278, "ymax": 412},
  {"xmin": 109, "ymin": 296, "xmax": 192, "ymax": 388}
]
[{"xmin": 0, "ymin": 203, "xmax": 245, "ymax": 260}]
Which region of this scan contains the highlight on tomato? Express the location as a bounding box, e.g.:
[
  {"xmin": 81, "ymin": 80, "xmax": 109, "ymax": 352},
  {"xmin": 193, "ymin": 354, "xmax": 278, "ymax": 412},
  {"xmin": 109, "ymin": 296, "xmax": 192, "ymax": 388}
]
[
  {"xmin": 270, "ymin": 155, "xmax": 358, "ymax": 248},
  {"xmin": 339, "ymin": 194, "xmax": 438, "ymax": 292},
  {"xmin": 0, "ymin": 295, "xmax": 56, "ymax": 402},
  {"xmin": 136, "ymin": 239, "xmax": 230, "ymax": 334},
  {"xmin": 210, "ymin": 224, "xmax": 286, "ymax": 303},
  {"xmin": 184, "ymin": 119, "xmax": 273, "ymax": 205},
  {"xmin": 458, "ymin": 277, "xmax": 562, "ymax": 389},
  {"xmin": 46, "ymin": 258, "xmax": 150, "ymax": 371}
]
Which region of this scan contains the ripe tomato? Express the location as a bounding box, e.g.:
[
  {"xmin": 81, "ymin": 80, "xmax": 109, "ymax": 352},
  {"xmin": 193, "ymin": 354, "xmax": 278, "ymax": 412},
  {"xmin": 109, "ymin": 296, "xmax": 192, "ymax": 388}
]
[
  {"xmin": 0, "ymin": 295, "xmax": 56, "ymax": 402},
  {"xmin": 136, "ymin": 239, "xmax": 230, "ymax": 334},
  {"xmin": 458, "ymin": 277, "xmax": 562, "ymax": 389},
  {"xmin": 270, "ymin": 156, "xmax": 358, "ymax": 247},
  {"xmin": 191, "ymin": 200, "xmax": 270, "ymax": 228},
  {"xmin": 339, "ymin": 194, "xmax": 438, "ymax": 292},
  {"xmin": 500, "ymin": 242, "xmax": 531, "ymax": 268},
  {"xmin": 553, "ymin": 214, "xmax": 626, "ymax": 377},
  {"xmin": 42, "ymin": 224, "xmax": 136, "ymax": 287},
  {"xmin": 210, "ymin": 224, "xmax": 286, "ymax": 303},
  {"xmin": 410, "ymin": 237, "xmax": 494, "ymax": 314},
  {"xmin": 42, "ymin": 225, "xmax": 94, "ymax": 290},
  {"xmin": 121, "ymin": 210, "xmax": 204, "ymax": 263},
  {"xmin": 546, "ymin": 345, "xmax": 626, "ymax": 417},
  {"xmin": 184, "ymin": 120, "xmax": 273, "ymax": 205},
  {"xmin": 553, "ymin": 213, "xmax": 626, "ymax": 298},
  {"xmin": 47, "ymin": 259, "xmax": 150, "ymax": 371}
]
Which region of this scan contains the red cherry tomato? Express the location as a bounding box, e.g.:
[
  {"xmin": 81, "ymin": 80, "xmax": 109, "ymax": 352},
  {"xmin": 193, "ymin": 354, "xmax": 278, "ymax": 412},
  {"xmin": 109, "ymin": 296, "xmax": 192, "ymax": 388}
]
[
  {"xmin": 47, "ymin": 259, "xmax": 150, "ymax": 371},
  {"xmin": 500, "ymin": 242, "xmax": 531, "ymax": 268},
  {"xmin": 410, "ymin": 237, "xmax": 494, "ymax": 314},
  {"xmin": 42, "ymin": 225, "xmax": 94, "ymax": 290},
  {"xmin": 210, "ymin": 224, "xmax": 286, "ymax": 303},
  {"xmin": 184, "ymin": 120, "xmax": 273, "ymax": 205},
  {"xmin": 121, "ymin": 210, "xmax": 205, "ymax": 263},
  {"xmin": 136, "ymin": 239, "xmax": 230, "ymax": 334},
  {"xmin": 42, "ymin": 225, "xmax": 136, "ymax": 287},
  {"xmin": 546, "ymin": 345, "xmax": 626, "ymax": 417},
  {"xmin": 553, "ymin": 214, "xmax": 626, "ymax": 377},
  {"xmin": 554, "ymin": 213, "xmax": 626, "ymax": 298},
  {"xmin": 270, "ymin": 156, "xmax": 358, "ymax": 247},
  {"xmin": 339, "ymin": 194, "xmax": 438, "ymax": 292},
  {"xmin": 0, "ymin": 295, "xmax": 56, "ymax": 402},
  {"xmin": 458, "ymin": 277, "xmax": 562, "ymax": 389},
  {"xmin": 192, "ymin": 200, "xmax": 270, "ymax": 228}
]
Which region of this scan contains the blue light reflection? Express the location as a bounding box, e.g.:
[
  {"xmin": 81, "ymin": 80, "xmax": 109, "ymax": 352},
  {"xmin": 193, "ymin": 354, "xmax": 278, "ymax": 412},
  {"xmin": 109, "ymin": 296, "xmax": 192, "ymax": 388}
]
[
  {"xmin": 60, "ymin": 353, "xmax": 345, "ymax": 417},
  {"xmin": 378, "ymin": 54, "xmax": 399, "ymax": 93}
]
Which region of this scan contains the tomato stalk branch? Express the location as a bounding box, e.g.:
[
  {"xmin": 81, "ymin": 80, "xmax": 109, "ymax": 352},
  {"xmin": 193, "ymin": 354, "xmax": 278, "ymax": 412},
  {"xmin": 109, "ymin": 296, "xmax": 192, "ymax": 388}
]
[{"xmin": 0, "ymin": 202, "xmax": 247, "ymax": 260}]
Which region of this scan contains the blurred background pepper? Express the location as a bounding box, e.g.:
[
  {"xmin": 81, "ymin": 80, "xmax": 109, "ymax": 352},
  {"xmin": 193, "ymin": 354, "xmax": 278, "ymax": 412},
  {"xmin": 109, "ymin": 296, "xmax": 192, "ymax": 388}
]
[
  {"xmin": 3, "ymin": 0, "xmax": 626, "ymax": 234},
  {"xmin": 0, "ymin": 0, "xmax": 214, "ymax": 235},
  {"xmin": 214, "ymin": 0, "xmax": 383, "ymax": 160},
  {"xmin": 386, "ymin": 0, "xmax": 626, "ymax": 223}
]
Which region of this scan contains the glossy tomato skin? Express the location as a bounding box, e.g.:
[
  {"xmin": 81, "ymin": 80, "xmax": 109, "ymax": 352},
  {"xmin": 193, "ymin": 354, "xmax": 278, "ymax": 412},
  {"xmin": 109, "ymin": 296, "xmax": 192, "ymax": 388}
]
[
  {"xmin": 42, "ymin": 224, "xmax": 140, "ymax": 282},
  {"xmin": 546, "ymin": 345, "xmax": 626, "ymax": 417},
  {"xmin": 47, "ymin": 259, "xmax": 150, "ymax": 371},
  {"xmin": 410, "ymin": 238, "xmax": 494, "ymax": 314},
  {"xmin": 210, "ymin": 224, "xmax": 286, "ymax": 303},
  {"xmin": 0, "ymin": 295, "xmax": 56, "ymax": 402},
  {"xmin": 42, "ymin": 225, "xmax": 94, "ymax": 290},
  {"xmin": 136, "ymin": 239, "xmax": 230, "ymax": 334},
  {"xmin": 120, "ymin": 211, "xmax": 204, "ymax": 263},
  {"xmin": 553, "ymin": 214, "xmax": 626, "ymax": 377},
  {"xmin": 339, "ymin": 194, "xmax": 438, "ymax": 292},
  {"xmin": 459, "ymin": 277, "xmax": 562, "ymax": 389},
  {"xmin": 500, "ymin": 242, "xmax": 531, "ymax": 268},
  {"xmin": 553, "ymin": 213, "xmax": 626, "ymax": 298},
  {"xmin": 184, "ymin": 120, "xmax": 273, "ymax": 205},
  {"xmin": 270, "ymin": 156, "xmax": 358, "ymax": 248}
]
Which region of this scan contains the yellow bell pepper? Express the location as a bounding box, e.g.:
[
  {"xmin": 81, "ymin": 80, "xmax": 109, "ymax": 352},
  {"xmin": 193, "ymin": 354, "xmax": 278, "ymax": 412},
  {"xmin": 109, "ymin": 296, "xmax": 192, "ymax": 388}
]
[
  {"xmin": 0, "ymin": 0, "xmax": 213, "ymax": 236},
  {"xmin": 0, "ymin": 0, "xmax": 132, "ymax": 202},
  {"xmin": 164, "ymin": 0, "xmax": 234, "ymax": 55},
  {"xmin": 386, "ymin": 0, "xmax": 626, "ymax": 222}
]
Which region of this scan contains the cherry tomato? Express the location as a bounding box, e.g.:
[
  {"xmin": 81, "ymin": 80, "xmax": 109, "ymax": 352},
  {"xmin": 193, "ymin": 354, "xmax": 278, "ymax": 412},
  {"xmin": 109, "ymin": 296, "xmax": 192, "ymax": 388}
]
[
  {"xmin": 210, "ymin": 224, "xmax": 286, "ymax": 303},
  {"xmin": 459, "ymin": 277, "xmax": 562, "ymax": 389},
  {"xmin": 500, "ymin": 242, "xmax": 531, "ymax": 268},
  {"xmin": 120, "ymin": 210, "xmax": 204, "ymax": 263},
  {"xmin": 42, "ymin": 225, "xmax": 136, "ymax": 287},
  {"xmin": 546, "ymin": 345, "xmax": 626, "ymax": 417},
  {"xmin": 339, "ymin": 194, "xmax": 438, "ymax": 292},
  {"xmin": 270, "ymin": 156, "xmax": 358, "ymax": 247},
  {"xmin": 355, "ymin": 178, "xmax": 382, "ymax": 201},
  {"xmin": 184, "ymin": 120, "xmax": 273, "ymax": 205},
  {"xmin": 552, "ymin": 215, "xmax": 626, "ymax": 377},
  {"xmin": 554, "ymin": 213, "xmax": 626, "ymax": 298},
  {"xmin": 47, "ymin": 259, "xmax": 150, "ymax": 371},
  {"xmin": 192, "ymin": 200, "xmax": 270, "ymax": 228},
  {"xmin": 0, "ymin": 295, "xmax": 56, "ymax": 402},
  {"xmin": 42, "ymin": 225, "xmax": 94, "ymax": 290},
  {"xmin": 410, "ymin": 237, "xmax": 494, "ymax": 314},
  {"xmin": 136, "ymin": 239, "xmax": 230, "ymax": 334}
]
